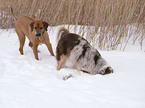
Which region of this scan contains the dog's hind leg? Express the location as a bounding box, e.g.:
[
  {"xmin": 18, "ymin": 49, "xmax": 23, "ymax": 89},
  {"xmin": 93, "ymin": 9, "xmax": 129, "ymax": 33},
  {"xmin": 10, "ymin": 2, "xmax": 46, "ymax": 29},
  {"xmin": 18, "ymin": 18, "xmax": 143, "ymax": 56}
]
[
  {"xmin": 15, "ymin": 29, "xmax": 25, "ymax": 55},
  {"xmin": 57, "ymin": 55, "xmax": 66, "ymax": 70}
]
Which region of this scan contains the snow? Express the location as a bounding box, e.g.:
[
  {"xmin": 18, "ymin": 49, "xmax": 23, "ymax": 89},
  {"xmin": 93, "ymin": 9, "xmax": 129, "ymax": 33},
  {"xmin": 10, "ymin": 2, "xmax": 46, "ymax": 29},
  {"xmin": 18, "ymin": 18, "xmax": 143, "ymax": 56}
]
[{"xmin": 0, "ymin": 26, "xmax": 145, "ymax": 108}]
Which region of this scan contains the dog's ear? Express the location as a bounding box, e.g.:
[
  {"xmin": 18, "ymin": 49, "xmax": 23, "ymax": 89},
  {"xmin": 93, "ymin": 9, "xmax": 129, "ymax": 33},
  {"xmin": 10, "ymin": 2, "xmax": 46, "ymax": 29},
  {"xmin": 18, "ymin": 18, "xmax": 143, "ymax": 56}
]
[
  {"xmin": 43, "ymin": 21, "xmax": 49, "ymax": 31},
  {"xmin": 30, "ymin": 22, "xmax": 34, "ymax": 31}
]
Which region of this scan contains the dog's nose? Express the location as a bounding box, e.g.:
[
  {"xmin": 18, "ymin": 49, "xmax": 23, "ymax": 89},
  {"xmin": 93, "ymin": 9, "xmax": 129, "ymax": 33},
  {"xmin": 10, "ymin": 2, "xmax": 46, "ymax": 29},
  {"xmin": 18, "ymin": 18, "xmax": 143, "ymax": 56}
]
[
  {"xmin": 105, "ymin": 67, "xmax": 113, "ymax": 74},
  {"xmin": 35, "ymin": 31, "xmax": 41, "ymax": 37},
  {"xmin": 99, "ymin": 67, "xmax": 113, "ymax": 75}
]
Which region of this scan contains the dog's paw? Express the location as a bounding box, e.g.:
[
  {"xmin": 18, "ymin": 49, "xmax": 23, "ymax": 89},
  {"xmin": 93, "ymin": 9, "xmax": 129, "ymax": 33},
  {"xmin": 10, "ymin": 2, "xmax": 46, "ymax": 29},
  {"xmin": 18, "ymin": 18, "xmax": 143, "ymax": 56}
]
[
  {"xmin": 35, "ymin": 57, "xmax": 39, "ymax": 60},
  {"xmin": 57, "ymin": 66, "xmax": 61, "ymax": 70},
  {"xmin": 19, "ymin": 48, "xmax": 24, "ymax": 55}
]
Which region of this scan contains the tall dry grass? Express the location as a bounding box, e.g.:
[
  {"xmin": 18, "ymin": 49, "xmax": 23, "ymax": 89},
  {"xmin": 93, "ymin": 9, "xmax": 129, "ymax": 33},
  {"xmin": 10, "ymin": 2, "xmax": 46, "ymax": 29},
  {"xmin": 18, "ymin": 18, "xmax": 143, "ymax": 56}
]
[{"xmin": 0, "ymin": 0, "xmax": 145, "ymax": 50}]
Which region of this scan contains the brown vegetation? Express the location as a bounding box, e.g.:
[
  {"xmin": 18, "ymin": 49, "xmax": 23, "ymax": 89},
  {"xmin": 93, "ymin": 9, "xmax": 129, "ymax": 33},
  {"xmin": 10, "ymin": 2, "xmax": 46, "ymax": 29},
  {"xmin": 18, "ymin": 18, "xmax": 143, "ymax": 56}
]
[{"xmin": 0, "ymin": 0, "xmax": 145, "ymax": 50}]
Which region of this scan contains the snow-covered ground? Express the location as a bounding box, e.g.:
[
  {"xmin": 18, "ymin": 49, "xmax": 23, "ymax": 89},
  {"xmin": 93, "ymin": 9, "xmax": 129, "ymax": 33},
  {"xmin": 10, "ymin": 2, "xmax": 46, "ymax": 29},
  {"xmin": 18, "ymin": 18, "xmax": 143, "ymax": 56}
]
[{"xmin": 0, "ymin": 26, "xmax": 145, "ymax": 108}]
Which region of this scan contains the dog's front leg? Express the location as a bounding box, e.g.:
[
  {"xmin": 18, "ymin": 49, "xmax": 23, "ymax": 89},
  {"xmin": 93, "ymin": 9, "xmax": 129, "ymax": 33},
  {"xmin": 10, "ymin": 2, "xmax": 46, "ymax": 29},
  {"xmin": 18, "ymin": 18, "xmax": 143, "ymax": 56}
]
[{"xmin": 33, "ymin": 44, "xmax": 39, "ymax": 60}]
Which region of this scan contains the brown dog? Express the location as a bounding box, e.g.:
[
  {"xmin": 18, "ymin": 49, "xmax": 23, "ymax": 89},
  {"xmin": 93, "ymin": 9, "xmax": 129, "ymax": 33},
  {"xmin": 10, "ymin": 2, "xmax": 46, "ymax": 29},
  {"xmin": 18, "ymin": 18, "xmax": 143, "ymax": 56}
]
[{"xmin": 11, "ymin": 8, "xmax": 54, "ymax": 60}]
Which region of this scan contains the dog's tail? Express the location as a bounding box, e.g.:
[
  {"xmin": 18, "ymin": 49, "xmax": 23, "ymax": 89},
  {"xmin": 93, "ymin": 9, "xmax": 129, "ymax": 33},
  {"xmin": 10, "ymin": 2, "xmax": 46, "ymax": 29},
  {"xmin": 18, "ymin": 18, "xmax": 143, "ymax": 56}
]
[
  {"xmin": 10, "ymin": 8, "xmax": 17, "ymax": 22},
  {"xmin": 57, "ymin": 27, "xmax": 69, "ymax": 43}
]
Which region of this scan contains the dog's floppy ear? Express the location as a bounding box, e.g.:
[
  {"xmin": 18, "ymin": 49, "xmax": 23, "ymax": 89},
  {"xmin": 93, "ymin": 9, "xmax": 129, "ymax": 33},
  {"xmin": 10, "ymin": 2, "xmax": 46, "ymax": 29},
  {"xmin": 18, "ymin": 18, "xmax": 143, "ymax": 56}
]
[
  {"xmin": 43, "ymin": 21, "xmax": 49, "ymax": 31},
  {"xmin": 30, "ymin": 22, "xmax": 34, "ymax": 31}
]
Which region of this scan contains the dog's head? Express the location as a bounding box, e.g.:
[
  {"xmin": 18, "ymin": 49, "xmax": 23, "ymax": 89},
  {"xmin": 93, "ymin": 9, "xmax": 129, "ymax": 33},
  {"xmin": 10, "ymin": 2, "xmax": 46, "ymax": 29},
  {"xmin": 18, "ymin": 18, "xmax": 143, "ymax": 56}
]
[{"xmin": 30, "ymin": 21, "xmax": 48, "ymax": 37}]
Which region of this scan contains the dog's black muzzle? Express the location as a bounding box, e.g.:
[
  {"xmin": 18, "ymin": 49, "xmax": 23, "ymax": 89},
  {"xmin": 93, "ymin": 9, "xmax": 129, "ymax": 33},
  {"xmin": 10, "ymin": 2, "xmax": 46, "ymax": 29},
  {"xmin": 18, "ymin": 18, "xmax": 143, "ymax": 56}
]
[
  {"xmin": 35, "ymin": 31, "xmax": 42, "ymax": 37},
  {"xmin": 99, "ymin": 67, "xmax": 113, "ymax": 75}
]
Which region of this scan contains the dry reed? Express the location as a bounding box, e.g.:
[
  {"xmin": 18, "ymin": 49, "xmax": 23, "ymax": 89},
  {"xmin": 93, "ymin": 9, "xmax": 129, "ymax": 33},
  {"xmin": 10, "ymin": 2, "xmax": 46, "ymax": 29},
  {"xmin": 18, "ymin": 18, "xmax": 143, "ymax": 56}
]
[{"xmin": 0, "ymin": 0, "xmax": 145, "ymax": 50}]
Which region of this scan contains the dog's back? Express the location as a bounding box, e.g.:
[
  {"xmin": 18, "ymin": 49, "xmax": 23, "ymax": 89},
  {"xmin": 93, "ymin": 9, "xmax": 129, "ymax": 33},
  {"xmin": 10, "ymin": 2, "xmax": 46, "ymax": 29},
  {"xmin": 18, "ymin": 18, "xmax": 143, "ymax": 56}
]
[
  {"xmin": 11, "ymin": 8, "xmax": 34, "ymax": 28},
  {"xmin": 15, "ymin": 17, "xmax": 34, "ymax": 26}
]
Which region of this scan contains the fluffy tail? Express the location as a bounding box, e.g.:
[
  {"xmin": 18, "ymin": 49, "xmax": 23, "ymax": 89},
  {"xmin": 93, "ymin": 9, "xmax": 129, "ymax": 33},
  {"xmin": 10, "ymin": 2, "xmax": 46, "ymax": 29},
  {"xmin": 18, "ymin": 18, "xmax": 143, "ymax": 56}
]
[
  {"xmin": 10, "ymin": 8, "xmax": 17, "ymax": 22},
  {"xmin": 57, "ymin": 27, "xmax": 69, "ymax": 43}
]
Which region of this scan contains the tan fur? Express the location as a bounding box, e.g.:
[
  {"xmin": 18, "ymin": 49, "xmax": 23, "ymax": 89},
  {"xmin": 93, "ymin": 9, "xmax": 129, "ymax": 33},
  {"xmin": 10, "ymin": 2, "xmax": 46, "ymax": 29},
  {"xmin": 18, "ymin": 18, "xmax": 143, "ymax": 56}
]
[
  {"xmin": 57, "ymin": 55, "xmax": 66, "ymax": 70},
  {"xmin": 11, "ymin": 8, "xmax": 54, "ymax": 60}
]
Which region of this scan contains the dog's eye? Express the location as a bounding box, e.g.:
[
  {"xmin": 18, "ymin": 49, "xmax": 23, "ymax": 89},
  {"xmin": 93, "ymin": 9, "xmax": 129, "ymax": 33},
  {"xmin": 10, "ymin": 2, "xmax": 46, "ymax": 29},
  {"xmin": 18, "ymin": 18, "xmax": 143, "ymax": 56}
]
[
  {"xmin": 34, "ymin": 27, "xmax": 37, "ymax": 29},
  {"xmin": 40, "ymin": 27, "xmax": 43, "ymax": 29}
]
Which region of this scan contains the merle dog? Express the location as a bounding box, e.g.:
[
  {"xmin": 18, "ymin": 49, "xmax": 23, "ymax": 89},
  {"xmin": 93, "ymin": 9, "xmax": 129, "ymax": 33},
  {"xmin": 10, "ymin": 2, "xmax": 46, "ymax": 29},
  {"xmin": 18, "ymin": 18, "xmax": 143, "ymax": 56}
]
[{"xmin": 56, "ymin": 27, "xmax": 113, "ymax": 75}]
